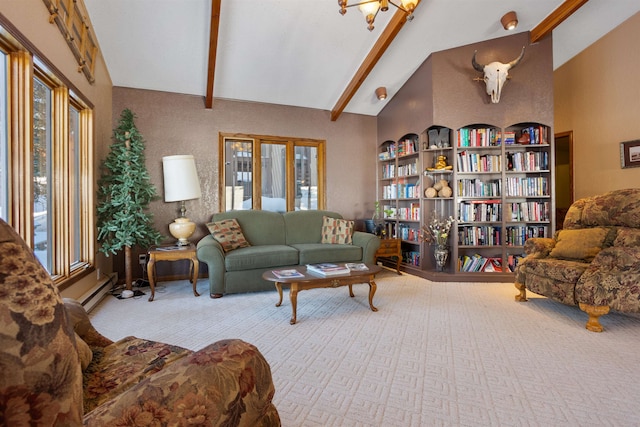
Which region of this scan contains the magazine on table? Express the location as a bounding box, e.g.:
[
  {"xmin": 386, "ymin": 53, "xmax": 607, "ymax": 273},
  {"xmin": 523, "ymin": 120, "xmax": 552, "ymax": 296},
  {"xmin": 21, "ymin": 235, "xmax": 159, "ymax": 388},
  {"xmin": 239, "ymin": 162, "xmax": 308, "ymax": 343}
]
[
  {"xmin": 272, "ymin": 269, "xmax": 305, "ymax": 279},
  {"xmin": 345, "ymin": 263, "xmax": 369, "ymax": 271},
  {"xmin": 306, "ymin": 263, "xmax": 350, "ymax": 276}
]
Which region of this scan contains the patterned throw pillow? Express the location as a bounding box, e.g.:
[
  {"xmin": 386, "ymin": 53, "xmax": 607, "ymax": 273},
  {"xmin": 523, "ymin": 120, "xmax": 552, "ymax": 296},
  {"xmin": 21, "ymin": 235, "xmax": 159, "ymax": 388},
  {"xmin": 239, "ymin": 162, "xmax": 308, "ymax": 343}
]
[
  {"xmin": 321, "ymin": 216, "xmax": 354, "ymax": 244},
  {"xmin": 207, "ymin": 218, "xmax": 251, "ymax": 252}
]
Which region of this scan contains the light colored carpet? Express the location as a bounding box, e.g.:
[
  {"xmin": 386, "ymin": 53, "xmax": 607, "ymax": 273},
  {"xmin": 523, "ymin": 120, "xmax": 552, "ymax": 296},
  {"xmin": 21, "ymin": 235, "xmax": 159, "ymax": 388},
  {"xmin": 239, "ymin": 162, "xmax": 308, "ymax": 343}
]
[{"xmin": 89, "ymin": 270, "xmax": 640, "ymax": 426}]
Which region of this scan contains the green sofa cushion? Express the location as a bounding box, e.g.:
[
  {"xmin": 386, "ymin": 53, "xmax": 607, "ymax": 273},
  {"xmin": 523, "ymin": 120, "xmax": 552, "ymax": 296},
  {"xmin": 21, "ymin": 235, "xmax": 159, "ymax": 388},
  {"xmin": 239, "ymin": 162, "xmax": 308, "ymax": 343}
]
[
  {"xmin": 292, "ymin": 243, "xmax": 362, "ymax": 265},
  {"xmin": 213, "ymin": 210, "xmax": 286, "ymax": 246},
  {"xmin": 224, "ymin": 245, "xmax": 299, "ymax": 271},
  {"xmin": 283, "ymin": 210, "xmax": 342, "ymax": 245}
]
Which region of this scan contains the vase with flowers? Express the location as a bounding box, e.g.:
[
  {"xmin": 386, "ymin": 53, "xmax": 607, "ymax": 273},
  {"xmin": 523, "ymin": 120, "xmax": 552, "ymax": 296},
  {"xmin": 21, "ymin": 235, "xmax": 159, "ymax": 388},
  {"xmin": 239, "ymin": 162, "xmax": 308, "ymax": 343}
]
[{"xmin": 421, "ymin": 214, "xmax": 455, "ymax": 271}]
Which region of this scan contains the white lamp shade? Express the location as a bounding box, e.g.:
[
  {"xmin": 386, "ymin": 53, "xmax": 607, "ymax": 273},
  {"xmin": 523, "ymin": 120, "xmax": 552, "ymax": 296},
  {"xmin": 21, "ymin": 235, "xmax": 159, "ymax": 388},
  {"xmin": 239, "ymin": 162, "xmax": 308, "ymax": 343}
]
[
  {"xmin": 359, "ymin": 1, "xmax": 380, "ymax": 17},
  {"xmin": 162, "ymin": 155, "xmax": 202, "ymax": 202}
]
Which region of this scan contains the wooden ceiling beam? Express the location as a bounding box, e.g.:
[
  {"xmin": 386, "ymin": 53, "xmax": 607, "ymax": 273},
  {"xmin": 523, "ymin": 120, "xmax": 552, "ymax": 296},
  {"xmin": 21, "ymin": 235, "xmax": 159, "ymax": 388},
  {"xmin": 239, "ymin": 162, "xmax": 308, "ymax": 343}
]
[
  {"xmin": 330, "ymin": 1, "xmax": 420, "ymax": 122},
  {"xmin": 205, "ymin": 0, "xmax": 222, "ymax": 109},
  {"xmin": 530, "ymin": 0, "xmax": 589, "ymax": 44}
]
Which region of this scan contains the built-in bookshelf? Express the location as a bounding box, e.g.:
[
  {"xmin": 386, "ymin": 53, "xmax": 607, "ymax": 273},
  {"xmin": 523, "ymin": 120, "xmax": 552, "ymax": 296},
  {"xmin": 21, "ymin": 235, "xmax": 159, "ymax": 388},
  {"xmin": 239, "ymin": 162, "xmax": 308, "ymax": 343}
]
[
  {"xmin": 421, "ymin": 125, "xmax": 454, "ymax": 272},
  {"xmin": 378, "ymin": 134, "xmax": 422, "ymax": 270},
  {"xmin": 454, "ymin": 122, "xmax": 552, "ymax": 278},
  {"xmin": 378, "ymin": 122, "xmax": 553, "ymax": 281},
  {"xmin": 374, "ymin": 33, "xmax": 554, "ymax": 281}
]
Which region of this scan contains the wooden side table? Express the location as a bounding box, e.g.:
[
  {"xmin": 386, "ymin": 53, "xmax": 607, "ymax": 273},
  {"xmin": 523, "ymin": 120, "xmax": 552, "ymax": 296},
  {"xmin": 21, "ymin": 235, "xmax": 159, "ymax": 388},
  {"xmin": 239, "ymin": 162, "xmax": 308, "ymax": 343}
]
[
  {"xmin": 147, "ymin": 244, "xmax": 200, "ymax": 302},
  {"xmin": 374, "ymin": 238, "xmax": 402, "ymax": 275}
]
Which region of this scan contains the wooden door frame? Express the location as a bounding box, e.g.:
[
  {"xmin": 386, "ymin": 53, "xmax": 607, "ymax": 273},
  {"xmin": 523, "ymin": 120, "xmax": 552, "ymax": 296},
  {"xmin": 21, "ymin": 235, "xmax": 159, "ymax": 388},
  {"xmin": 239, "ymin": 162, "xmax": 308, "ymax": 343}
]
[{"xmin": 554, "ymin": 130, "xmax": 574, "ymax": 204}]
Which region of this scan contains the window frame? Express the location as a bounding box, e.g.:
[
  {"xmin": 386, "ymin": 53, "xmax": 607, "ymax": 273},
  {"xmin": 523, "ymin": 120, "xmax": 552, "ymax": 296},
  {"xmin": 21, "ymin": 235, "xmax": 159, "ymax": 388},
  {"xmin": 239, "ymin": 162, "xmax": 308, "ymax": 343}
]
[
  {"xmin": 0, "ymin": 51, "xmax": 7, "ymax": 221},
  {"xmin": 1, "ymin": 28, "xmax": 95, "ymax": 289},
  {"xmin": 219, "ymin": 133, "xmax": 326, "ymax": 212}
]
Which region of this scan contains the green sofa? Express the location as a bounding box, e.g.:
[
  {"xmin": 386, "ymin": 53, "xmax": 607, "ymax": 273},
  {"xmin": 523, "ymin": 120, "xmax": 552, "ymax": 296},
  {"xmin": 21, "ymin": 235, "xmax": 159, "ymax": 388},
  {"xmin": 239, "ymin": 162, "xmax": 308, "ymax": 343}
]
[{"xmin": 197, "ymin": 210, "xmax": 381, "ymax": 298}]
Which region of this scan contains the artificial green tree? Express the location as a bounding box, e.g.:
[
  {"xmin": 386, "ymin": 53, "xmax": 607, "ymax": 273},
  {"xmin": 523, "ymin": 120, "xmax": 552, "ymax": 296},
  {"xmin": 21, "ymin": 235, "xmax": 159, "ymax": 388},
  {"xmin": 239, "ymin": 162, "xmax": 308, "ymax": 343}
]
[{"xmin": 97, "ymin": 108, "xmax": 162, "ymax": 292}]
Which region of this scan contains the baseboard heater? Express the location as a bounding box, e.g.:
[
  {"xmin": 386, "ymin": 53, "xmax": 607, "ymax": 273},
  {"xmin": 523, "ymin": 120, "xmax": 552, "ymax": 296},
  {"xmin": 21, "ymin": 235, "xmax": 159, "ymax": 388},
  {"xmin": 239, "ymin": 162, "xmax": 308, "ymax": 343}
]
[{"xmin": 79, "ymin": 272, "xmax": 118, "ymax": 313}]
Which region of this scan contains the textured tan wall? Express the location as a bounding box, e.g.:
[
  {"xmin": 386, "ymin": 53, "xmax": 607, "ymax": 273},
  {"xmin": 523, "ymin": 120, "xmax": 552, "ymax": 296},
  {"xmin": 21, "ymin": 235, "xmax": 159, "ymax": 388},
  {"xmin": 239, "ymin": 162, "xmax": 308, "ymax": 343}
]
[
  {"xmin": 378, "ymin": 32, "xmax": 554, "ymax": 140},
  {"xmin": 554, "ymin": 12, "xmax": 640, "ymax": 199},
  {"xmin": 112, "ymin": 88, "xmax": 378, "ymax": 245},
  {"xmin": 1, "ymin": 0, "xmax": 113, "ymax": 299}
]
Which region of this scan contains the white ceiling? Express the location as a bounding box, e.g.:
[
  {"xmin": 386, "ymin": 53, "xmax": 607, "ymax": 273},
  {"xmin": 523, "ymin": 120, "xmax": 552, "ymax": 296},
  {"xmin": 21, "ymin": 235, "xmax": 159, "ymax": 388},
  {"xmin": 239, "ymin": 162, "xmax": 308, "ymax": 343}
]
[{"xmin": 83, "ymin": 0, "xmax": 640, "ymax": 117}]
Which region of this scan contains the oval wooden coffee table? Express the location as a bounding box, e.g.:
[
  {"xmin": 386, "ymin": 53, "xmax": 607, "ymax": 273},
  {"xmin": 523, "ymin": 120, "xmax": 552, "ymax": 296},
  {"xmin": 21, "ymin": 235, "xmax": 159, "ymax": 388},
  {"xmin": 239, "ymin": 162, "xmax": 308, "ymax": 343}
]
[{"xmin": 262, "ymin": 263, "xmax": 381, "ymax": 324}]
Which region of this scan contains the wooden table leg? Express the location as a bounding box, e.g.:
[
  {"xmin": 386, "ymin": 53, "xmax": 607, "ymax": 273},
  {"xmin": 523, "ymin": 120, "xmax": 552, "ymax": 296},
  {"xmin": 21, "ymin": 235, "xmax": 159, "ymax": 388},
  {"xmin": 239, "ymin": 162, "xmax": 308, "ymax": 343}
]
[
  {"xmin": 147, "ymin": 255, "xmax": 156, "ymax": 302},
  {"xmin": 289, "ymin": 283, "xmax": 299, "ymax": 325},
  {"xmin": 348, "ymin": 284, "xmax": 355, "ymax": 297},
  {"xmin": 368, "ymin": 277, "xmax": 378, "ymax": 312},
  {"xmin": 190, "ymin": 258, "xmax": 200, "ymax": 297},
  {"xmin": 275, "ymin": 282, "xmax": 283, "ymax": 307}
]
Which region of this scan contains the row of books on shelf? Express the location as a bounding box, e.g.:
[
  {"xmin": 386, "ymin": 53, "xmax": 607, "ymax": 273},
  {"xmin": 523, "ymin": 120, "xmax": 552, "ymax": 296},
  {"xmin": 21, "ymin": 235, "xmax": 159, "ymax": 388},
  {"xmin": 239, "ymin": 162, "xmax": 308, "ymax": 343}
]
[
  {"xmin": 458, "ymin": 200, "xmax": 502, "ymax": 222},
  {"xmin": 398, "ymin": 161, "xmax": 419, "ymax": 177},
  {"xmin": 454, "ymin": 126, "xmax": 549, "ymax": 148},
  {"xmin": 505, "ymin": 177, "xmax": 549, "ymax": 197},
  {"xmin": 398, "ymin": 224, "xmax": 420, "ymax": 242},
  {"xmin": 402, "ymin": 251, "xmax": 420, "ymax": 266},
  {"xmin": 397, "ymin": 138, "xmax": 420, "ymax": 157},
  {"xmin": 379, "ymin": 138, "xmax": 420, "ymax": 160},
  {"xmin": 506, "ymin": 202, "xmax": 550, "ymax": 222},
  {"xmin": 382, "ymin": 183, "xmax": 421, "ymax": 199},
  {"xmin": 459, "ymin": 254, "xmax": 503, "ymax": 272},
  {"xmin": 379, "ymin": 206, "xmax": 421, "ymax": 221},
  {"xmin": 381, "ymin": 163, "xmax": 395, "ymax": 179},
  {"xmin": 457, "ymin": 253, "xmax": 524, "ymax": 272},
  {"xmin": 271, "ymin": 263, "xmax": 369, "ymax": 279},
  {"xmin": 458, "ymin": 224, "xmax": 549, "ymax": 247},
  {"xmin": 458, "ymin": 225, "xmax": 502, "ymax": 246},
  {"xmin": 457, "ymin": 127, "xmax": 502, "ymax": 147},
  {"xmin": 506, "ymin": 151, "xmax": 549, "ymax": 172},
  {"xmin": 457, "ymin": 178, "xmax": 502, "ymax": 198},
  {"xmin": 514, "ymin": 126, "xmax": 549, "ymax": 145},
  {"xmin": 457, "ymin": 151, "xmax": 502, "ymax": 173},
  {"xmin": 505, "ymin": 225, "xmax": 549, "ymax": 246},
  {"xmin": 381, "ymin": 161, "xmax": 419, "ymax": 179},
  {"xmin": 400, "ymin": 203, "xmax": 420, "ymax": 221}
]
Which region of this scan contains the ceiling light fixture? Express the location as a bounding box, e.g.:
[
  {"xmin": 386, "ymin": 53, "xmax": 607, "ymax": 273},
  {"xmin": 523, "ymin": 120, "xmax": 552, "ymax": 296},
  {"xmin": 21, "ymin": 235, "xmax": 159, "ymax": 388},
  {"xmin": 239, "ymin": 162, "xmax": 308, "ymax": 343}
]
[
  {"xmin": 375, "ymin": 87, "xmax": 387, "ymax": 100},
  {"xmin": 501, "ymin": 11, "xmax": 518, "ymax": 31},
  {"xmin": 338, "ymin": 0, "xmax": 418, "ymax": 31}
]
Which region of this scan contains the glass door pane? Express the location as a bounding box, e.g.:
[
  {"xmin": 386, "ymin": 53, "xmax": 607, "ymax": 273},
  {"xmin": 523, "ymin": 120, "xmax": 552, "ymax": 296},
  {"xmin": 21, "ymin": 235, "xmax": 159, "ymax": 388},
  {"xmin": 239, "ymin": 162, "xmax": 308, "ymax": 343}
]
[
  {"xmin": 261, "ymin": 143, "xmax": 287, "ymax": 212},
  {"xmin": 224, "ymin": 139, "xmax": 253, "ymax": 211},
  {"xmin": 295, "ymin": 145, "xmax": 318, "ymax": 210}
]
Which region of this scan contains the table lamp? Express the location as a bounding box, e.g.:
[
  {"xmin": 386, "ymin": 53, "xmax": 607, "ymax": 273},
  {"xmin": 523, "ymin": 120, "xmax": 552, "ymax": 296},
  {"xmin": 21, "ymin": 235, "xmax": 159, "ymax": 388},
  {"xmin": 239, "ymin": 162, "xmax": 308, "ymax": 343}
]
[{"xmin": 162, "ymin": 155, "xmax": 202, "ymax": 245}]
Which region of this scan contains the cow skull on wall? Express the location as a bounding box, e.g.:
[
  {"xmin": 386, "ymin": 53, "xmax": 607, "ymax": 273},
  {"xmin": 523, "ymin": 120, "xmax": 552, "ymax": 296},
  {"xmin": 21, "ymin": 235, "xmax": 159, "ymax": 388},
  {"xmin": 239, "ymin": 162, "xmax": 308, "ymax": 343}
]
[{"xmin": 472, "ymin": 47, "xmax": 525, "ymax": 103}]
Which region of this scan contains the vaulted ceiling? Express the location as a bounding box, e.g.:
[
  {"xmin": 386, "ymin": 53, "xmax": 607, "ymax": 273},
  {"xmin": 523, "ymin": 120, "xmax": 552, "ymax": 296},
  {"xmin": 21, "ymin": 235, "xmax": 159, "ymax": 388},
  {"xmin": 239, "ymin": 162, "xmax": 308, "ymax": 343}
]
[{"xmin": 83, "ymin": 0, "xmax": 640, "ymax": 118}]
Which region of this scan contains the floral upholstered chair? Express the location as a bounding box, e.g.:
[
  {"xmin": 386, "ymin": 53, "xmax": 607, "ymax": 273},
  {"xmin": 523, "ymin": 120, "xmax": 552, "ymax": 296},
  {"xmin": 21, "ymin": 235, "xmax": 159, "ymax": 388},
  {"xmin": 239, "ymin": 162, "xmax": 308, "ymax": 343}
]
[
  {"xmin": 0, "ymin": 219, "xmax": 280, "ymax": 426},
  {"xmin": 515, "ymin": 188, "xmax": 640, "ymax": 332}
]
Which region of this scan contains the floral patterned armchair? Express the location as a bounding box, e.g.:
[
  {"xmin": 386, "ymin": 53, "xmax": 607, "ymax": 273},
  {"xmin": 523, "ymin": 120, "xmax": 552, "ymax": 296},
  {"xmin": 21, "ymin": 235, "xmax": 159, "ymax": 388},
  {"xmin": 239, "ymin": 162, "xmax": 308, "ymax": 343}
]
[
  {"xmin": 0, "ymin": 218, "xmax": 280, "ymax": 426},
  {"xmin": 515, "ymin": 188, "xmax": 640, "ymax": 332}
]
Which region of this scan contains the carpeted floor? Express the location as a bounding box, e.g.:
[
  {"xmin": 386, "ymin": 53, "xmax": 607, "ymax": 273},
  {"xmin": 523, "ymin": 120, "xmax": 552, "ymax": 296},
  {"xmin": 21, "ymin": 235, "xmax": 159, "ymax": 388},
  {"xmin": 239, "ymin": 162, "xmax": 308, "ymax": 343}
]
[{"xmin": 89, "ymin": 269, "xmax": 640, "ymax": 426}]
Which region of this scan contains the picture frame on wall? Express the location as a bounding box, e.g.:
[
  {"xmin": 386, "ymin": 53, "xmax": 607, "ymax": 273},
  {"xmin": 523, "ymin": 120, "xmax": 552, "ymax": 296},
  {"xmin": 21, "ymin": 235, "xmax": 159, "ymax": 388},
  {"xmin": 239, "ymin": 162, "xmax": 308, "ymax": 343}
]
[{"xmin": 620, "ymin": 140, "xmax": 640, "ymax": 169}]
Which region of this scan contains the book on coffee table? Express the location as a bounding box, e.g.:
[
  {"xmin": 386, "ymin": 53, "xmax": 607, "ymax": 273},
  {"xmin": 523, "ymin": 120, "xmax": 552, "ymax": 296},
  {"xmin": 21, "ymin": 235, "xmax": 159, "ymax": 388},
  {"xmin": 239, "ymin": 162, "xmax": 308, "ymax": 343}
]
[
  {"xmin": 272, "ymin": 269, "xmax": 305, "ymax": 279},
  {"xmin": 345, "ymin": 263, "xmax": 369, "ymax": 271},
  {"xmin": 306, "ymin": 263, "xmax": 350, "ymax": 276}
]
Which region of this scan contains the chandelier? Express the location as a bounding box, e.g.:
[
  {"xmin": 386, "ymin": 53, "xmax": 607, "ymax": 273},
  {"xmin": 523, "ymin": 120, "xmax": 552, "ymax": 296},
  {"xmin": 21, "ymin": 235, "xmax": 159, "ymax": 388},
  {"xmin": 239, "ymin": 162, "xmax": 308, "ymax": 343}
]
[{"xmin": 338, "ymin": 0, "xmax": 418, "ymax": 31}]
